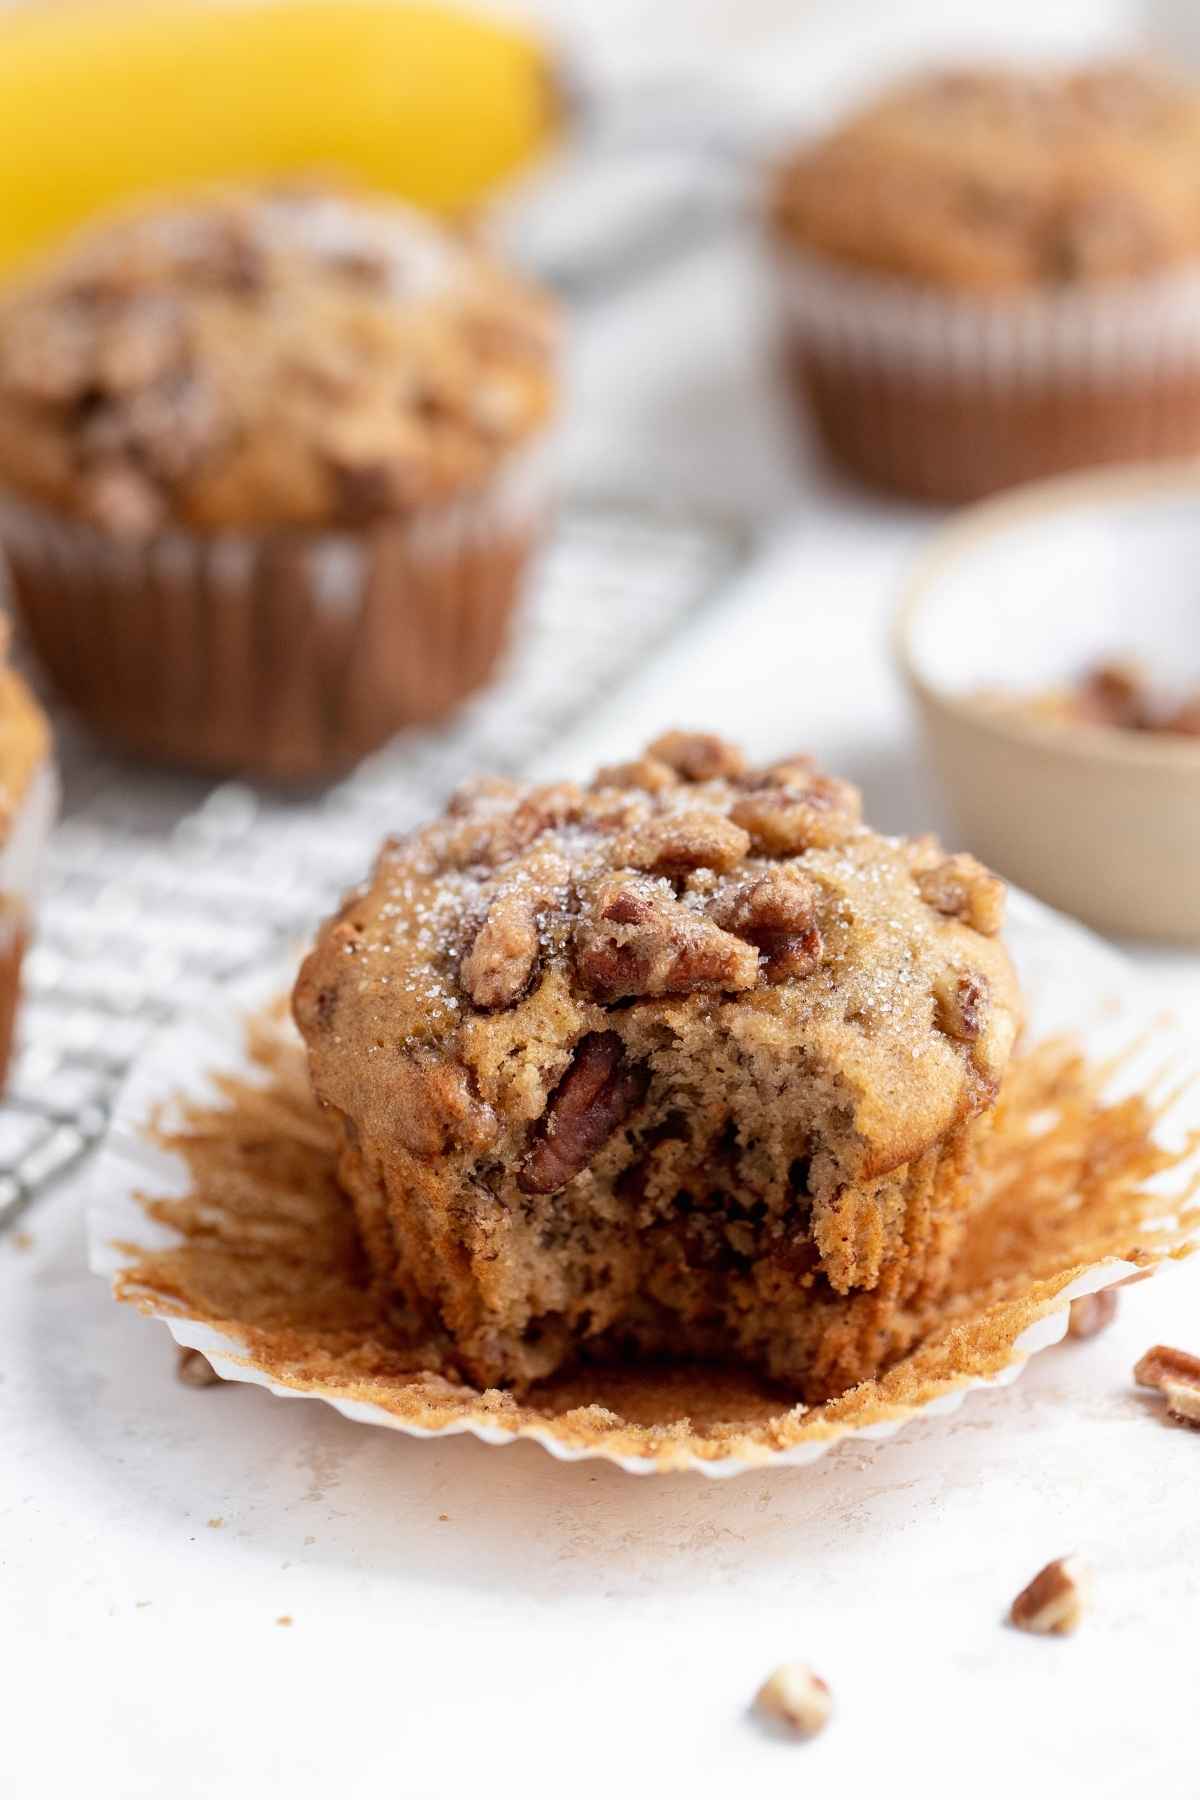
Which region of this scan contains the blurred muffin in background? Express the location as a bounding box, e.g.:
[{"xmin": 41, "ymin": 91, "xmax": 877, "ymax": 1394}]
[
  {"xmin": 0, "ymin": 626, "xmax": 55, "ymax": 1090},
  {"xmin": 769, "ymin": 62, "xmax": 1200, "ymax": 503},
  {"xmin": 0, "ymin": 188, "xmax": 559, "ymax": 780}
]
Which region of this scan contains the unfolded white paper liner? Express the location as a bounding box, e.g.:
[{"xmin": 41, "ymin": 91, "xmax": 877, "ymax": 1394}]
[{"xmin": 88, "ymin": 893, "xmax": 1200, "ymax": 1477}]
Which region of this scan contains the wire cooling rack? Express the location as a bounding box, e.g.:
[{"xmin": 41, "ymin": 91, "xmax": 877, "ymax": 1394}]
[{"xmin": 0, "ymin": 496, "xmax": 747, "ymax": 1230}]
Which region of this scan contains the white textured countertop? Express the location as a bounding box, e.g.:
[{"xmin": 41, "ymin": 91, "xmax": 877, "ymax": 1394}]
[{"xmin": 6, "ymin": 13, "xmax": 1200, "ymax": 1791}]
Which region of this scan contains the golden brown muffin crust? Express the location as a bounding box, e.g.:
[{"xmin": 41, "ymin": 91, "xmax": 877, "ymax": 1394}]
[
  {"xmin": 772, "ymin": 61, "xmax": 1200, "ymax": 292},
  {"xmin": 0, "ymin": 188, "xmax": 558, "ymax": 535}
]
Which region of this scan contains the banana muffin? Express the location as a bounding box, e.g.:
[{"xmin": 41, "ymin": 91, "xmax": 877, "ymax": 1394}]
[
  {"xmin": 294, "ymin": 733, "xmax": 1021, "ymax": 1401},
  {"xmin": 769, "ymin": 61, "xmax": 1200, "ymax": 501},
  {"xmin": 0, "ymin": 186, "xmax": 558, "ymax": 779}
]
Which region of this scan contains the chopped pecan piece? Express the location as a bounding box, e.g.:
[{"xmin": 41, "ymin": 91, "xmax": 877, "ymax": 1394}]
[
  {"xmin": 460, "ymin": 887, "xmax": 541, "ymax": 1010},
  {"xmin": 646, "ymin": 730, "xmax": 746, "ymax": 783},
  {"xmin": 731, "ymin": 774, "xmax": 861, "ymax": 856},
  {"xmin": 1073, "ymin": 660, "xmax": 1149, "ymax": 731},
  {"xmin": 616, "ymin": 809, "xmax": 750, "ymax": 877},
  {"xmin": 712, "ymin": 868, "xmax": 823, "ymax": 983},
  {"xmin": 1067, "ymin": 1289, "xmax": 1118, "ymax": 1340},
  {"xmin": 753, "ymin": 1664, "xmax": 833, "ymax": 1739},
  {"xmin": 437, "ymin": 783, "xmax": 581, "ymax": 870},
  {"xmin": 509, "ymin": 783, "xmax": 583, "ymax": 848},
  {"xmin": 1164, "ymin": 1384, "xmax": 1200, "ymax": 1428},
  {"xmin": 328, "ymin": 454, "xmax": 420, "ymax": 522},
  {"xmin": 177, "ymin": 1348, "xmax": 221, "ymax": 1388},
  {"xmin": 1135, "ymin": 1343, "xmax": 1200, "ymax": 1425},
  {"xmin": 520, "ymin": 1031, "xmax": 648, "ymax": 1194},
  {"xmin": 1134, "ymin": 1343, "xmax": 1200, "ymax": 1390},
  {"xmin": 761, "ymin": 755, "xmax": 817, "ymax": 787},
  {"xmin": 446, "ymin": 774, "xmax": 522, "ymax": 816},
  {"xmin": 592, "ymin": 755, "xmax": 679, "ymax": 795},
  {"xmin": 932, "ymin": 971, "xmax": 988, "ymax": 1042},
  {"xmin": 1009, "ymin": 1555, "xmax": 1089, "ymax": 1636},
  {"xmin": 915, "ymin": 853, "xmax": 1005, "ymax": 936},
  {"xmin": 575, "ymin": 875, "xmax": 759, "ymax": 1001}
]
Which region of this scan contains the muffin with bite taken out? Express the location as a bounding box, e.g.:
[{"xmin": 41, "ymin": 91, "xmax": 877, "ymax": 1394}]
[{"xmin": 294, "ymin": 731, "xmax": 1020, "ymax": 1401}]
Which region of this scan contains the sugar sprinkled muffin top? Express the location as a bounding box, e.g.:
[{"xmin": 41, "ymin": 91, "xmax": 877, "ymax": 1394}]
[
  {"xmin": 771, "ymin": 62, "xmax": 1200, "ymax": 292},
  {"xmin": 295, "ymin": 732, "xmax": 1021, "ymax": 1191},
  {"xmin": 0, "ymin": 187, "xmax": 558, "ymax": 535}
]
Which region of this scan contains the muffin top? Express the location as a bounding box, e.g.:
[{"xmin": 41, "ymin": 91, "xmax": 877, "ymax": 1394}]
[
  {"xmin": 0, "ymin": 188, "xmax": 558, "ymax": 535},
  {"xmin": 294, "ymin": 732, "xmax": 1021, "ymax": 1191},
  {"xmin": 771, "ymin": 62, "xmax": 1200, "ymax": 292}
]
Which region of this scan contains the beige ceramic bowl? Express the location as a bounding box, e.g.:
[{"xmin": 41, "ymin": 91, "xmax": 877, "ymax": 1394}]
[{"xmin": 896, "ymin": 463, "xmax": 1200, "ymax": 943}]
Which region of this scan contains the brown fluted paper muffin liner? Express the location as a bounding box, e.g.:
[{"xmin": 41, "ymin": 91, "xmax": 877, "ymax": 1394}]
[
  {"xmin": 89, "ymin": 894, "xmax": 1200, "ymax": 1475},
  {"xmin": 773, "ymin": 246, "xmax": 1200, "ymax": 504},
  {"xmin": 0, "ymin": 436, "xmax": 553, "ymax": 783}
]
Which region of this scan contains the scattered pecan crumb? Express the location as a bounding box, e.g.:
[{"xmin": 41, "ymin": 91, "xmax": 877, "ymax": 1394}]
[
  {"xmin": 11, "ymin": 1229, "xmax": 32, "ymax": 1252},
  {"xmin": 176, "ymin": 1347, "xmax": 221, "ymax": 1388},
  {"xmin": 508, "ymin": 783, "xmax": 583, "ymax": 847},
  {"xmin": 646, "ymin": 730, "xmax": 746, "ymax": 783},
  {"xmin": 207, "ymin": 1517, "xmax": 224, "ymax": 1529},
  {"xmin": 932, "ymin": 970, "xmax": 988, "ymax": 1042},
  {"xmin": 1164, "ymin": 1383, "xmax": 1200, "ymax": 1428},
  {"xmin": 438, "ymin": 1513, "xmax": 450, "ymax": 1522},
  {"xmin": 276, "ymin": 1615, "xmax": 293, "ymax": 1628},
  {"xmin": 1066, "ymin": 1289, "xmax": 1118, "ymax": 1340},
  {"xmin": 753, "ymin": 1663, "xmax": 833, "ymax": 1739},
  {"xmin": 520, "ymin": 1031, "xmax": 648, "ymax": 1196},
  {"xmin": 1074, "ymin": 660, "xmax": 1149, "ymax": 731},
  {"xmin": 915, "ymin": 853, "xmax": 1005, "ymax": 936},
  {"xmin": 1009, "ymin": 1555, "xmax": 1089, "ymax": 1635},
  {"xmin": 1134, "ymin": 1343, "xmax": 1200, "ymax": 1389},
  {"xmin": 1134, "ymin": 1343, "xmax": 1200, "ymax": 1426}
]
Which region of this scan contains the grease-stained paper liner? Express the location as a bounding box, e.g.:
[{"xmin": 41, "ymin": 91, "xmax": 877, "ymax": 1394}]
[
  {"xmin": 0, "ymin": 432, "xmax": 554, "ymax": 782},
  {"xmin": 88, "ymin": 891, "xmax": 1200, "ymax": 1476},
  {"xmin": 772, "ymin": 244, "xmax": 1200, "ymax": 502}
]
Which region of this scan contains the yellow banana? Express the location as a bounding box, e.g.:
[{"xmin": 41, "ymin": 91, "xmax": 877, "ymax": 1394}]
[{"xmin": 0, "ymin": 1, "xmax": 558, "ymax": 276}]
